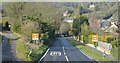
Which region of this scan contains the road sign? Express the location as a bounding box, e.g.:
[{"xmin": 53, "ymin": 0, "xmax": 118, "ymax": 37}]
[
  {"xmin": 32, "ymin": 33, "xmax": 39, "ymax": 40},
  {"xmin": 92, "ymin": 35, "xmax": 98, "ymax": 42}
]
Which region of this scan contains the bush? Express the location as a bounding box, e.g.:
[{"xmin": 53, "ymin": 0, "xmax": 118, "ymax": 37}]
[
  {"xmin": 98, "ymin": 35, "xmax": 102, "ymax": 41},
  {"xmin": 12, "ymin": 23, "xmax": 21, "ymax": 33},
  {"xmin": 88, "ymin": 35, "xmax": 92, "ymax": 44},
  {"xmin": 99, "ymin": 35, "xmax": 113, "ymax": 42},
  {"xmin": 106, "ymin": 37, "xmax": 114, "ymax": 43},
  {"xmin": 83, "ymin": 36, "xmax": 89, "ymax": 44},
  {"xmin": 80, "ymin": 35, "xmax": 83, "ymax": 41}
]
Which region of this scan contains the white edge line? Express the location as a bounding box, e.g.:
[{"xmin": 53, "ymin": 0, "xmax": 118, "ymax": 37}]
[
  {"xmin": 78, "ymin": 48, "xmax": 99, "ymax": 62},
  {"xmin": 38, "ymin": 48, "xmax": 50, "ymax": 63},
  {"xmin": 95, "ymin": 60, "xmax": 99, "ymax": 61},
  {"xmin": 77, "ymin": 47, "xmax": 93, "ymax": 60},
  {"xmin": 65, "ymin": 56, "xmax": 69, "ymax": 61}
]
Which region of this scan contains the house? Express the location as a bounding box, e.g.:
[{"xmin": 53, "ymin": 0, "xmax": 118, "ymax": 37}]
[
  {"xmin": 105, "ymin": 21, "xmax": 118, "ymax": 34},
  {"xmin": 100, "ymin": 19, "xmax": 110, "ymax": 30},
  {"xmin": 89, "ymin": 3, "xmax": 95, "ymax": 10},
  {"xmin": 63, "ymin": 10, "xmax": 73, "ymax": 17},
  {"xmin": 63, "ymin": 10, "xmax": 68, "ymax": 16},
  {"xmin": 63, "ymin": 18, "xmax": 74, "ymax": 28},
  {"xmin": 63, "ymin": 18, "xmax": 74, "ymax": 23}
]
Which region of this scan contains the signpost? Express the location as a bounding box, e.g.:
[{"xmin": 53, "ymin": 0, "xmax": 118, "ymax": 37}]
[
  {"xmin": 32, "ymin": 33, "xmax": 39, "ymax": 49},
  {"xmin": 92, "ymin": 35, "xmax": 98, "ymax": 48},
  {"xmin": 92, "ymin": 35, "xmax": 98, "ymax": 42},
  {"xmin": 32, "ymin": 33, "xmax": 39, "ymax": 40}
]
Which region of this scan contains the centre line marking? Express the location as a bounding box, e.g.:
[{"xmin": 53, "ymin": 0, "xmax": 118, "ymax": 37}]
[{"xmin": 61, "ymin": 40, "xmax": 69, "ymax": 61}]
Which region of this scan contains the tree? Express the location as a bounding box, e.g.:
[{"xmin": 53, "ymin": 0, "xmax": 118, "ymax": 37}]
[
  {"xmin": 73, "ymin": 4, "xmax": 80, "ymax": 17},
  {"xmin": 81, "ymin": 22, "xmax": 90, "ymax": 44},
  {"xmin": 3, "ymin": 2, "xmax": 25, "ymax": 18},
  {"xmin": 20, "ymin": 21, "xmax": 40, "ymax": 42},
  {"xmin": 3, "ymin": 2, "xmax": 63, "ymax": 39},
  {"xmin": 81, "ymin": 22, "xmax": 89, "ymax": 35},
  {"xmin": 72, "ymin": 16, "xmax": 88, "ymax": 36},
  {"xmin": 59, "ymin": 22, "xmax": 71, "ymax": 34}
]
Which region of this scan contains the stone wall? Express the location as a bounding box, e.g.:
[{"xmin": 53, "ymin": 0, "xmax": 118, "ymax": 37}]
[{"xmin": 97, "ymin": 41, "xmax": 112, "ymax": 54}]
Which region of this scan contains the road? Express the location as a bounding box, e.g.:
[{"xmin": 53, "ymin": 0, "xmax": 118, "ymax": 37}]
[
  {"xmin": 39, "ymin": 37, "xmax": 98, "ymax": 63},
  {"xmin": 2, "ymin": 31, "xmax": 23, "ymax": 62}
]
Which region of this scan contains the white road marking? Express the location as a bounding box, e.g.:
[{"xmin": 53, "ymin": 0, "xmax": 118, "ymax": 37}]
[
  {"xmin": 64, "ymin": 52, "xmax": 65, "ymax": 54},
  {"xmin": 65, "ymin": 56, "xmax": 69, "ymax": 61},
  {"xmin": 50, "ymin": 51, "xmax": 61, "ymax": 56},
  {"xmin": 95, "ymin": 60, "xmax": 99, "ymax": 61},
  {"xmin": 38, "ymin": 48, "xmax": 50, "ymax": 63},
  {"xmin": 61, "ymin": 41, "xmax": 69, "ymax": 61},
  {"xmin": 77, "ymin": 47, "xmax": 92, "ymax": 60},
  {"xmin": 62, "ymin": 47, "xmax": 66, "ymax": 55}
]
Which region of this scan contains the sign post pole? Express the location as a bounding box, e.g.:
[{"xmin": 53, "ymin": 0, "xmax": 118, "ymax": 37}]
[
  {"xmin": 32, "ymin": 33, "xmax": 39, "ymax": 49},
  {"xmin": 92, "ymin": 35, "xmax": 98, "ymax": 50}
]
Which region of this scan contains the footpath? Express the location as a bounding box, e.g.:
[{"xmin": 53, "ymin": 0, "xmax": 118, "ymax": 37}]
[{"xmin": 1, "ymin": 31, "xmax": 24, "ymax": 62}]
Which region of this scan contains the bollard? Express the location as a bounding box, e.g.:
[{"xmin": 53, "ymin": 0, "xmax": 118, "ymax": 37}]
[{"xmin": 103, "ymin": 51, "xmax": 105, "ymax": 58}]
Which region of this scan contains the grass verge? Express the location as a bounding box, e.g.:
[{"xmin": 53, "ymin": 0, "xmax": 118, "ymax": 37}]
[
  {"xmin": 16, "ymin": 38, "xmax": 49, "ymax": 61},
  {"xmin": 67, "ymin": 38, "xmax": 110, "ymax": 61},
  {"xmin": 15, "ymin": 32, "xmax": 54, "ymax": 61},
  {"xmin": 16, "ymin": 38, "xmax": 30, "ymax": 61}
]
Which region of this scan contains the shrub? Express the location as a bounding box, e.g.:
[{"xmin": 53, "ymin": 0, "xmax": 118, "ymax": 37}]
[
  {"xmin": 88, "ymin": 35, "xmax": 92, "ymax": 44},
  {"xmin": 83, "ymin": 36, "xmax": 89, "ymax": 44},
  {"xmin": 99, "ymin": 35, "xmax": 113, "ymax": 42},
  {"xmin": 80, "ymin": 35, "xmax": 84, "ymax": 41},
  {"xmin": 106, "ymin": 37, "xmax": 114, "ymax": 43},
  {"xmin": 11, "ymin": 23, "xmax": 21, "ymax": 33}
]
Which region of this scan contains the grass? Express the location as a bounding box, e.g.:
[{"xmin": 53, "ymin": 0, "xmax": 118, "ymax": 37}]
[
  {"xmin": 16, "ymin": 38, "xmax": 30, "ymax": 61},
  {"xmin": 14, "ymin": 32, "xmax": 54, "ymax": 61},
  {"xmin": 30, "ymin": 45, "xmax": 48, "ymax": 61},
  {"xmin": 67, "ymin": 38, "xmax": 110, "ymax": 61},
  {"xmin": 16, "ymin": 38, "xmax": 49, "ymax": 61}
]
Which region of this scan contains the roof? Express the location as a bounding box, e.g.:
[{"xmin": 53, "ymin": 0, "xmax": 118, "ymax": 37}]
[
  {"xmin": 63, "ymin": 18, "xmax": 74, "ymax": 20},
  {"xmin": 100, "ymin": 19, "xmax": 109, "ymax": 29},
  {"xmin": 63, "ymin": 18, "xmax": 74, "ymax": 23}
]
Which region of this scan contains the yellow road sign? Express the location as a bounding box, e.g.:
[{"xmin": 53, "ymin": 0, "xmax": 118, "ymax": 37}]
[
  {"xmin": 32, "ymin": 33, "xmax": 39, "ymax": 40},
  {"xmin": 92, "ymin": 35, "xmax": 98, "ymax": 42}
]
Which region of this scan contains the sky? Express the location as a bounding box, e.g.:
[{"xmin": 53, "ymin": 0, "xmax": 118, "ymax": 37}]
[{"xmin": 0, "ymin": 0, "xmax": 118, "ymax": 2}]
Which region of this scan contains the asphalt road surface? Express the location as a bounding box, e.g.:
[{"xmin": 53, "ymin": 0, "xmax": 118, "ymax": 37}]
[
  {"xmin": 38, "ymin": 37, "xmax": 98, "ymax": 63},
  {"xmin": 2, "ymin": 31, "xmax": 23, "ymax": 62}
]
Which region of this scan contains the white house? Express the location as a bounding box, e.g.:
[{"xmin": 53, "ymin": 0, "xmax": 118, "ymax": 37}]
[
  {"xmin": 63, "ymin": 18, "xmax": 74, "ymax": 29},
  {"xmin": 63, "ymin": 18, "xmax": 73, "ymax": 23},
  {"xmin": 105, "ymin": 21, "xmax": 118, "ymax": 34},
  {"xmin": 89, "ymin": 3, "xmax": 95, "ymax": 10}
]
